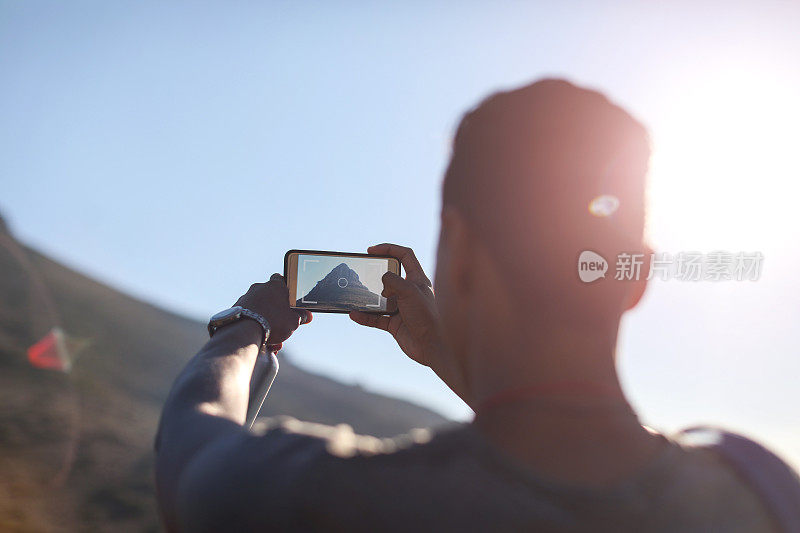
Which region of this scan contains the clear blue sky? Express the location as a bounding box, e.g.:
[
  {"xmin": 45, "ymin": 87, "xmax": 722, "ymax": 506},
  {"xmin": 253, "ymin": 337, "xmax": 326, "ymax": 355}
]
[{"xmin": 2, "ymin": 2, "xmax": 799, "ymax": 465}]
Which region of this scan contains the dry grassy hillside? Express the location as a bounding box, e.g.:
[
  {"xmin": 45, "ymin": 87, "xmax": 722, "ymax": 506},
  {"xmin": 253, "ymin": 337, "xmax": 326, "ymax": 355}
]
[{"xmin": 0, "ymin": 224, "xmax": 446, "ymax": 532}]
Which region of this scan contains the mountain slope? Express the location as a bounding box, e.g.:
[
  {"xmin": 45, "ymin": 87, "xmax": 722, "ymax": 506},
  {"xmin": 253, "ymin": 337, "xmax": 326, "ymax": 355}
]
[
  {"xmin": 0, "ymin": 226, "xmax": 446, "ymax": 532},
  {"xmin": 297, "ymin": 262, "xmax": 386, "ymax": 311}
]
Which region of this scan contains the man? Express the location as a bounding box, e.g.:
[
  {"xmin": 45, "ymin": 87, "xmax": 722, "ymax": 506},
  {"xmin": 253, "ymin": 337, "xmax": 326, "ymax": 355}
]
[{"xmin": 155, "ymin": 79, "xmax": 788, "ymax": 531}]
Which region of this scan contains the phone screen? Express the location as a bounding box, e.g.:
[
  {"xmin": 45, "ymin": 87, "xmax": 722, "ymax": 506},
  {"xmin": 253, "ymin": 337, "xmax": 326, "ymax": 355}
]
[{"xmin": 285, "ymin": 251, "xmax": 400, "ymax": 314}]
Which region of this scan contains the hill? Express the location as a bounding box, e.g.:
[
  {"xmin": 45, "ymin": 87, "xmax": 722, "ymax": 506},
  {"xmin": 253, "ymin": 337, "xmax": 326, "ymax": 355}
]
[
  {"xmin": 297, "ymin": 262, "xmax": 387, "ymax": 311},
  {"xmin": 0, "ymin": 225, "xmax": 446, "ymax": 532}
]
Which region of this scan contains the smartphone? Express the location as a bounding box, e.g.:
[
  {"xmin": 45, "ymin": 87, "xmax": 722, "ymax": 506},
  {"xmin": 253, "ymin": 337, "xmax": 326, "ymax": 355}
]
[{"xmin": 284, "ymin": 250, "xmax": 400, "ymax": 314}]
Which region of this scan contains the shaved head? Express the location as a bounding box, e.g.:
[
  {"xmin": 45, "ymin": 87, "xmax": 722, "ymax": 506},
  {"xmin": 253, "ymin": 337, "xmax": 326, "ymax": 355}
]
[{"xmin": 441, "ymin": 79, "xmax": 651, "ymax": 321}]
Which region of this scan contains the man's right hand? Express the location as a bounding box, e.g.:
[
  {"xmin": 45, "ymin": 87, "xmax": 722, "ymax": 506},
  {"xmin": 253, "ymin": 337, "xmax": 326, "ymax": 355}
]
[{"xmin": 349, "ymin": 244, "xmax": 469, "ymax": 404}]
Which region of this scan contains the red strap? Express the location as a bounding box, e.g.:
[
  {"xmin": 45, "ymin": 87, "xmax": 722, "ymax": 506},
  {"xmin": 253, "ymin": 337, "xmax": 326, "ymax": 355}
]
[{"xmin": 476, "ymin": 380, "xmax": 625, "ymax": 413}]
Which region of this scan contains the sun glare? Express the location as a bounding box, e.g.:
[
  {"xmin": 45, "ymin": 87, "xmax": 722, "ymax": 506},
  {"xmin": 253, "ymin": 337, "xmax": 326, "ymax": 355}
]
[{"xmin": 646, "ymin": 66, "xmax": 800, "ymax": 252}]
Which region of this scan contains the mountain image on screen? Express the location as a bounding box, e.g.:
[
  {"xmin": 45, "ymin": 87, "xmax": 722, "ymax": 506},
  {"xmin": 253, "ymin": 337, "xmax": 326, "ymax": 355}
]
[{"xmin": 297, "ymin": 262, "xmax": 386, "ymax": 311}]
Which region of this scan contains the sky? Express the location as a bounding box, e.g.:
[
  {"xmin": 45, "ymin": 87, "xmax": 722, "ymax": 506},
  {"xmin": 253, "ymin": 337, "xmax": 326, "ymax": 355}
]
[{"xmin": 2, "ymin": 1, "xmax": 799, "ymax": 466}]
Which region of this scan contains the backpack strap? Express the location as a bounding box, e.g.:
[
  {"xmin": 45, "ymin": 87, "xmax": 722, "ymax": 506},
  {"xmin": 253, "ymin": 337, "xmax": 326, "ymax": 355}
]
[{"xmin": 679, "ymin": 426, "xmax": 800, "ymax": 533}]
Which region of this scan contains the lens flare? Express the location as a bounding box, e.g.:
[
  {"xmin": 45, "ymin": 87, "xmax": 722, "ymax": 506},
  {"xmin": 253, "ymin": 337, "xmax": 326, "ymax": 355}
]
[{"xmin": 588, "ymin": 194, "xmax": 620, "ymax": 217}]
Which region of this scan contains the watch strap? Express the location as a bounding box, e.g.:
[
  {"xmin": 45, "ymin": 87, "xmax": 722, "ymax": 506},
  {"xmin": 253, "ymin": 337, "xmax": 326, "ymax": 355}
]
[
  {"xmin": 239, "ymin": 308, "xmax": 270, "ymax": 351},
  {"xmin": 208, "ymin": 307, "xmax": 271, "ymax": 352}
]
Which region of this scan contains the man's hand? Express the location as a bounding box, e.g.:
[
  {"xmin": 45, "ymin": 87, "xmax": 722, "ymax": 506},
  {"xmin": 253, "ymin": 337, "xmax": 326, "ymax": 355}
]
[
  {"xmin": 235, "ymin": 273, "xmax": 312, "ymax": 352},
  {"xmin": 349, "ymin": 244, "xmax": 469, "ymax": 403}
]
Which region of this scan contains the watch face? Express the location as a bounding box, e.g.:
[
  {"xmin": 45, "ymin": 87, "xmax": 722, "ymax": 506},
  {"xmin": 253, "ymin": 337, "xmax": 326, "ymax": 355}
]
[{"xmin": 210, "ymin": 306, "xmax": 243, "ymax": 323}]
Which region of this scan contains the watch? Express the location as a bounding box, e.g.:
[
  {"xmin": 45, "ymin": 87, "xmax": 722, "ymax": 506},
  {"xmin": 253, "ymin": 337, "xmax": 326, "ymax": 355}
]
[{"xmin": 208, "ymin": 306, "xmax": 270, "ymax": 351}]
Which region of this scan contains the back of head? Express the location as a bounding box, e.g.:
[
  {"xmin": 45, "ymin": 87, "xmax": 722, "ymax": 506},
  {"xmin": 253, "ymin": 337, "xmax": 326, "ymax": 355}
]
[{"xmin": 442, "ymin": 79, "xmax": 651, "ymax": 326}]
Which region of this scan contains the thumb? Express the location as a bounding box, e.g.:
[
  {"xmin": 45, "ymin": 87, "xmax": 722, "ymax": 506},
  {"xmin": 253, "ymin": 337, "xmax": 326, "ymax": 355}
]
[
  {"xmin": 349, "ymin": 311, "xmax": 391, "ymax": 331},
  {"xmin": 381, "ymin": 271, "xmax": 418, "ymax": 299}
]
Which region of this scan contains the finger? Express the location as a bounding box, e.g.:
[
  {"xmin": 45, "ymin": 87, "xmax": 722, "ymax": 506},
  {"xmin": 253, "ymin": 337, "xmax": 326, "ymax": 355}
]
[
  {"xmin": 268, "ymin": 273, "xmax": 290, "ymax": 304},
  {"xmin": 295, "ymin": 309, "xmax": 313, "ymax": 325},
  {"xmin": 368, "ymin": 243, "xmax": 430, "ymax": 286},
  {"xmin": 381, "ymin": 271, "xmax": 419, "ymax": 299},
  {"xmin": 349, "ymin": 311, "xmax": 391, "ymax": 331},
  {"xmin": 247, "ymin": 282, "xmax": 266, "ymax": 293}
]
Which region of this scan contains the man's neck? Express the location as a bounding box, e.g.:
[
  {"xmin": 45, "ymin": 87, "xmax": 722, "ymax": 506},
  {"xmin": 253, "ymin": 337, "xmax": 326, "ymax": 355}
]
[
  {"xmin": 465, "ymin": 321, "xmax": 664, "ymax": 487},
  {"xmin": 466, "ymin": 319, "xmax": 623, "ymax": 406}
]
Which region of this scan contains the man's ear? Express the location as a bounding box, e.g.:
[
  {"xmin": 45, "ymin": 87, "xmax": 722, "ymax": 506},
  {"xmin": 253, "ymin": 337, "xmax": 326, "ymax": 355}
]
[
  {"xmin": 440, "ymin": 206, "xmax": 472, "ymax": 293},
  {"xmin": 623, "ymin": 244, "xmax": 653, "ymax": 311}
]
